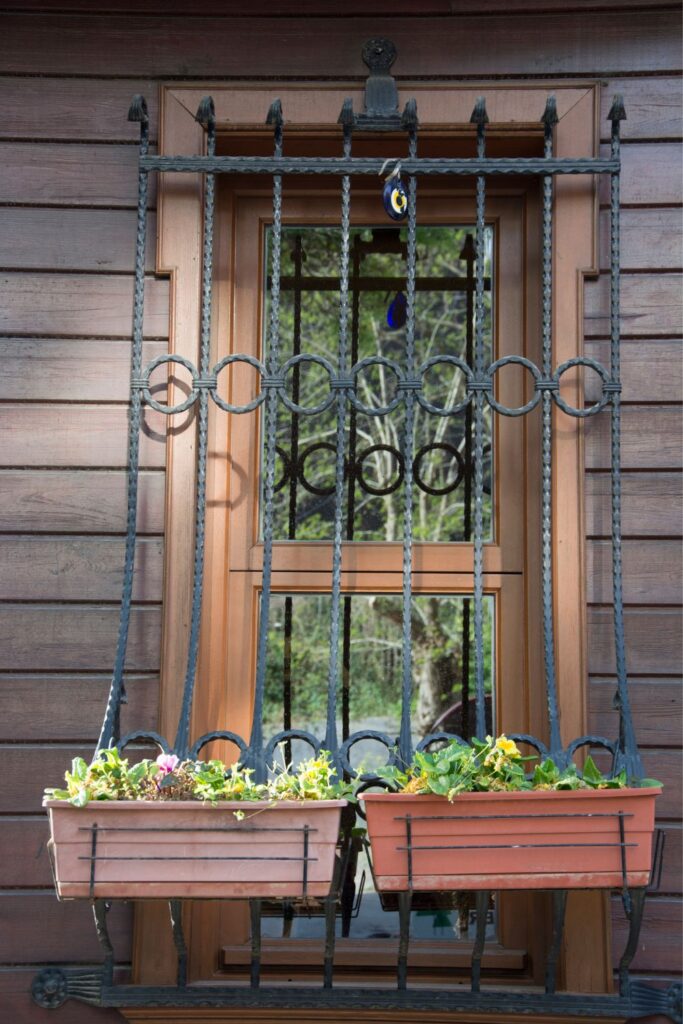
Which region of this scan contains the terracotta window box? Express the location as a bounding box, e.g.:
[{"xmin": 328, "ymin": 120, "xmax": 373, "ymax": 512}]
[
  {"xmin": 362, "ymin": 789, "xmax": 660, "ymax": 892},
  {"xmin": 46, "ymin": 799, "xmax": 346, "ymax": 900}
]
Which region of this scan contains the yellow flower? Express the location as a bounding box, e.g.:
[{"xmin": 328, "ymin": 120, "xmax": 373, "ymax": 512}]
[{"xmin": 495, "ymin": 735, "xmax": 520, "ymax": 759}]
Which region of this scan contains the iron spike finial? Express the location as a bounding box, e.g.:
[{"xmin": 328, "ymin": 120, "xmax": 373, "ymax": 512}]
[
  {"xmin": 459, "ymin": 233, "xmax": 475, "ymax": 262},
  {"xmin": 401, "ymin": 97, "xmax": 418, "ymax": 132},
  {"xmin": 470, "ymin": 97, "xmax": 489, "ymax": 126},
  {"xmin": 608, "ymin": 94, "xmax": 627, "ymax": 124},
  {"xmin": 338, "ymin": 97, "xmax": 354, "ymax": 128},
  {"xmin": 541, "ymin": 95, "xmax": 559, "ymax": 130},
  {"xmin": 195, "ymin": 95, "xmax": 216, "ymax": 128},
  {"xmin": 127, "ymin": 94, "xmax": 148, "ymax": 124},
  {"xmin": 266, "ymin": 98, "xmax": 283, "ymax": 129}
]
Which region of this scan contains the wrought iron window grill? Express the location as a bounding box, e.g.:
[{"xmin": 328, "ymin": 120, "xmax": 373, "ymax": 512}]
[{"xmin": 32, "ymin": 39, "xmax": 682, "ymax": 1023}]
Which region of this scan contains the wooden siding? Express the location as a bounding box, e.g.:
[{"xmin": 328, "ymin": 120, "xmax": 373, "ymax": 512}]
[{"xmin": 0, "ymin": 4, "xmax": 680, "ymax": 1022}]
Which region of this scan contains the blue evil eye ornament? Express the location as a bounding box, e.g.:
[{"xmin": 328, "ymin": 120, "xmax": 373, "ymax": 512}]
[
  {"xmin": 387, "ymin": 291, "xmax": 407, "ymax": 329},
  {"xmin": 381, "ymin": 161, "xmax": 408, "ymax": 222}
]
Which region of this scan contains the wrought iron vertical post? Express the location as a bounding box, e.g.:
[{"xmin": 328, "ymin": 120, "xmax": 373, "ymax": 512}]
[
  {"xmin": 607, "ymin": 97, "xmax": 643, "ymax": 781},
  {"xmin": 540, "ymin": 96, "xmax": 563, "ymax": 762},
  {"xmin": 470, "ymin": 97, "xmax": 489, "ymax": 741},
  {"xmin": 461, "ymin": 233, "xmax": 475, "ymax": 741},
  {"xmin": 324, "ymin": 99, "xmax": 354, "ymax": 766},
  {"xmin": 398, "ymin": 98, "xmax": 419, "ymax": 766},
  {"xmin": 97, "ymin": 95, "xmax": 149, "ymax": 753},
  {"xmin": 249, "ymin": 100, "xmax": 285, "ymax": 780},
  {"xmin": 173, "ymin": 97, "xmax": 217, "ymax": 758}
]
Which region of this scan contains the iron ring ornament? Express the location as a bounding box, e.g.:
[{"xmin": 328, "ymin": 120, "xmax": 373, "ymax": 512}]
[
  {"xmin": 274, "ymin": 439, "xmax": 471, "ymax": 500},
  {"xmin": 133, "ymin": 352, "xmax": 619, "ymax": 420}
]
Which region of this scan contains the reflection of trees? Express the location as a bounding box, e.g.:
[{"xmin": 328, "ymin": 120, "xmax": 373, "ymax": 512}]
[{"xmin": 265, "ymin": 226, "xmax": 492, "ymax": 739}]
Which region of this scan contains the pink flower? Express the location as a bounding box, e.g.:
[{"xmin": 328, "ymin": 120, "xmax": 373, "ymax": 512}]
[{"xmin": 156, "ymin": 753, "xmax": 180, "ymax": 775}]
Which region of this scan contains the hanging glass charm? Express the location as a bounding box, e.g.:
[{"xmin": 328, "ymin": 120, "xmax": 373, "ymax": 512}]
[
  {"xmin": 381, "ymin": 160, "xmax": 408, "ymax": 221},
  {"xmin": 387, "ymin": 290, "xmax": 407, "ymax": 329}
]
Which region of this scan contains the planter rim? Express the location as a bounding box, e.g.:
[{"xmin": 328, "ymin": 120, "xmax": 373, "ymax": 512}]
[
  {"xmin": 361, "ymin": 788, "xmax": 660, "ymax": 802},
  {"xmin": 45, "ymin": 798, "xmax": 348, "ymax": 810}
]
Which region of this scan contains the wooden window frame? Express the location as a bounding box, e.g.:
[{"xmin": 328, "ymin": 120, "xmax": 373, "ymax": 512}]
[{"xmin": 129, "ymin": 80, "xmax": 610, "ymax": 1014}]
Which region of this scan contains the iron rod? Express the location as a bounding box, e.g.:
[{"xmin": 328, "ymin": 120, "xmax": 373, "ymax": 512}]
[
  {"xmin": 324, "ymin": 101, "xmax": 353, "ymax": 765},
  {"xmin": 140, "ymin": 155, "xmax": 619, "ymax": 176},
  {"xmin": 471, "ymin": 98, "xmax": 488, "ymax": 740},
  {"xmin": 174, "ymin": 97, "xmax": 216, "ymax": 757},
  {"xmin": 607, "ymin": 96, "xmax": 643, "ymax": 781},
  {"xmin": 398, "ymin": 105, "xmax": 418, "ymax": 766},
  {"xmin": 97, "ymin": 96, "xmax": 149, "ymax": 753},
  {"xmin": 249, "ymin": 101, "xmax": 284, "ymax": 780},
  {"xmin": 540, "ymin": 96, "xmax": 563, "ymax": 761}
]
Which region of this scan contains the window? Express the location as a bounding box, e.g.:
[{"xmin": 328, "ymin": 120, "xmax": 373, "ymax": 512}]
[{"xmin": 137, "ymin": 82, "xmax": 610, "ymax": 995}]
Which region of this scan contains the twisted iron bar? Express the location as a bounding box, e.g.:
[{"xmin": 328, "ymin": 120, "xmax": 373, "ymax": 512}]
[
  {"xmin": 398, "ymin": 98, "xmax": 419, "ymax": 766},
  {"xmin": 324, "ymin": 99, "xmax": 354, "ymax": 767},
  {"xmin": 540, "ymin": 95, "xmax": 563, "ymax": 763},
  {"xmin": 97, "ymin": 95, "xmax": 149, "ymax": 753},
  {"xmin": 248, "ymin": 100, "xmax": 284, "ymax": 781},
  {"xmin": 174, "ymin": 97, "xmax": 216, "ymax": 758},
  {"xmin": 471, "ymin": 97, "xmax": 488, "ymax": 741},
  {"xmin": 608, "ymin": 97, "xmax": 643, "ymax": 781}
]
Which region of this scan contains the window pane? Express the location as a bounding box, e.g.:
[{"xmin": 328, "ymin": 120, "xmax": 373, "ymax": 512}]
[
  {"xmin": 262, "ymin": 591, "xmax": 495, "ymax": 943},
  {"xmin": 262, "ymin": 226, "xmax": 493, "ymax": 543}
]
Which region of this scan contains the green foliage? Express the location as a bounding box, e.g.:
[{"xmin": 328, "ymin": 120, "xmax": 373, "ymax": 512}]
[
  {"xmin": 43, "ymin": 748, "xmax": 355, "ymax": 809},
  {"xmin": 377, "ymin": 735, "xmax": 644, "ymax": 800}
]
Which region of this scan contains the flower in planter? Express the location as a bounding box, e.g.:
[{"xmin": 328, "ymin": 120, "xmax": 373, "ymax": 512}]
[
  {"xmin": 44, "ymin": 748, "xmax": 357, "ymax": 809},
  {"xmin": 376, "ymin": 734, "xmax": 660, "ymax": 802},
  {"xmin": 156, "ymin": 753, "xmax": 180, "ymax": 775}
]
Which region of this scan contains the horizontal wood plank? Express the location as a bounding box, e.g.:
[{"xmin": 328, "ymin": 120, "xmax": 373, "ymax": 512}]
[
  {"xmin": 0, "ymin": 339, "xmax": 166, "ymax": 401},
  {"xmin": 0, "ymin": 604, "xmax": 161, "ymax": 671},
  {"xmin": 0, "ymin": 273, "xmax": 169, "ymax": 338},
  {"xmin": 601, "ymin": 77, "xmax": 683, "ymax": 141},
  {"xmin": 589, "ymin": 749, "xmax": 681, "ymax": 818},
  {"xmin": 587, "ymin": 539, "xmax": 683, "ymax": 604},
  {"xmin": 585, "ymin": 406, "xmax": 682, "ymax": 470},
  {"xmin": 599, "ymin": 142, "xmax": 683, "ymax": 206},
  {"xmin": 0, "ymin": 405, "xmax": 167, "ymax": 468},
  {"xmin": 0, "ymin": 891, "xmax": 132, "ymax": 962},
  {"xmin": 0, "ymin": 674, "xmax": 159, "ymax": 742},
  {"xmin": 585, "ymin": 339, "xmax": 683, "ymax": 403},
  {"xmin": 588, "ymin": 678, "xmax": 682, "ymax": 748},
  {"xmin": 0, "ymin": 469, "xmax": 165, "ymax": 534},
  {"xmin": 1, "ymin": 12, "xmax": 680, "ymax": 76},
  {"xmin": 584, "ymin": 274, "xmax": 683, "ymax": 338},
  {"xmin": 611, "ymin": 897, "xmax": 682, "ymax": 972},
  {"xmin": 0, "ymin": 209, "xmax": 156, "ymax": 272},
  {"xmin": 0, "ymin": 78, "xmax": 158, "ymax": 142},
  {"xmin": 9, "ymin": 0, "xmax": 681, "ymax": 14},
  {"xmin": 598, "ymin": 209, "xmax": 682, "ymax": 271},
  {"xmin": 0, "ymin": 142, "xmax": 157, "ymax": 206},
  {"xmin": 585, "ymin": 472, "xmax": 682, "ymax": 537},
  {"xmin": 0, "ymin": 537, "xmax": 163, "ymax": 601},
  {"xmin": 588, "ymin": 607, "xmax": 683, "ymax": 676}
]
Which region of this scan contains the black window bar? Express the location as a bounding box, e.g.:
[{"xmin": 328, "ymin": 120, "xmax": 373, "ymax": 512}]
[{"xmin": 32, "ymin": 40, "xmax": 682, "ymax": 1024}]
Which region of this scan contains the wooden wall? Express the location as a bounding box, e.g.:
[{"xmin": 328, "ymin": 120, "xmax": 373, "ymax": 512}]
[{"xmin": 0, "ymin": 2, "xmax": 680, "ymax": 1021}]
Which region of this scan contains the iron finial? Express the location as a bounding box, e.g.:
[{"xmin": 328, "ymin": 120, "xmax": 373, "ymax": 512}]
[
  {"xmin": 469, "ymin": 97, "xmax": 489, "ymax": 126},
  {"xmin": 541, "ymin": 95, "xmax": 559, "ymax": 130},
  {"xmin": 127, "ymin": 94, "xmax": 148, "ymax": 124},
  {"xmin": 266, "ymin": 98, "xmax": 284, "ymax": 130},
  {"xmin": 338, "ymin": 97, "xmax": 354, "ymax": 128},
  {"xmin": 608, "ymin": 94, "xmax": 627, "ymax": 124},
  {"xmin": 401, "ymin": 97, "xmax": 419, "ymax": 133},
  {"xmin": 195, "ymin": 95, "xmax": 216, "ymax": 129},
  {"xmin": 459, "ymin": 233, "xmax": 475, "ymax": 262}
]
